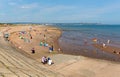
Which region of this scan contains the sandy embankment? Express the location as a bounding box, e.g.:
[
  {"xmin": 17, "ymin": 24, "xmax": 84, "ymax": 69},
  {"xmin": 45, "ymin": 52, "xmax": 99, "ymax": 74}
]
[{"xmin": 2, "ymin": 25, "xmax": 62, "ymax": 60}]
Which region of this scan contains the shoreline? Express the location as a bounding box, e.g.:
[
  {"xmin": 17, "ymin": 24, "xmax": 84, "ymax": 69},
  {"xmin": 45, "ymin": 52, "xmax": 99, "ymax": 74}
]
[
  {"xmin": 1, "ymin": 24, "xmax": 120, "ymax": 62},
  {"xmin": 59, "ymin": 38, "xmax": 120, "ymax": 62},
  {"xmin": 1, "ymin": 24, "xmax": 120, "ymax": 77}
]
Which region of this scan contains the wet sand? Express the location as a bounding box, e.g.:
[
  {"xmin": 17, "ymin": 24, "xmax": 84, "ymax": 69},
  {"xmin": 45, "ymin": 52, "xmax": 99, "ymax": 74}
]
[
  {"xmin": 93, "ymin": 44, "xmax": 120, "ymax": 61},
  {"xmin": 59, "ymin": 39, "xmax": 120, "ymax": 62}
]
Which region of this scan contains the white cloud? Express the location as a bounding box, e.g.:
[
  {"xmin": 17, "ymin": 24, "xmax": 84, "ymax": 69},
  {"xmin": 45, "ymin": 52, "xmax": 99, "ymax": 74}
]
[{"xmin": 20, "ymin": 3, "xmax": 39, "ymax": 9}]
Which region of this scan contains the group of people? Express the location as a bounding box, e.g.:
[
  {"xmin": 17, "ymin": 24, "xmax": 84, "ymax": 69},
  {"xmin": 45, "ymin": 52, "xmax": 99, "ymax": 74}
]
[
  {"xmin": 113, "ymin": 50, "xmax": 120, "ymax": 55},
  {"xmin": 102, "ymin": 40, "xmax": 110, "ymax": 48},
  {"xmin": 41, "ymin": 56, "xmax": 53, "ymax": 65},
  {"xmin": 40, "ymin": 41, "xmax": 49, "ymax": 47},
  {"xmin": 92, "ymin": 38, "xmax": 111, "ymax": 48}
]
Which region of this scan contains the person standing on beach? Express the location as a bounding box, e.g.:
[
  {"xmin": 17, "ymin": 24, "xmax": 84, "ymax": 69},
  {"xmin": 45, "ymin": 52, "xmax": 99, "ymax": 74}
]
[
  {"xmin": 51, "ymin": 45, "xmax": 54, "ymax": 51},
  {"xmin": 49, "ymin": 47, "xmax": 52, "ymax": 53},
  {"xmin": 102, "ymin": 43, "xmax": 106, "ymax": 48},
  {"xmin": 107, "ymin": 40, "xmax": 110, "ymax": 44},
  {"xmin": 31, "ymin": 48, "xmax": 35, "ymax": 54}
]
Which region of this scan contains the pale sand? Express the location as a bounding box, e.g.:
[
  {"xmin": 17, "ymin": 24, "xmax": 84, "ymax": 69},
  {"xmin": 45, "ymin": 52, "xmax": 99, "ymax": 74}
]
[
  {"xmin": 0, "ymin": 24, "xmax": 120, "ymax": 77},
  {"xmin": 49, "ymin": 54, "xmax": 120, "ymax": 77}
]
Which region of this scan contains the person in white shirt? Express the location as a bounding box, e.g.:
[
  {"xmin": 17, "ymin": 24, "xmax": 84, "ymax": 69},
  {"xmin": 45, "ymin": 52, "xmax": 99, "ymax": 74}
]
[{"xmin": 47, "ymin": 57, "xmax": 53, "ymax": 65}]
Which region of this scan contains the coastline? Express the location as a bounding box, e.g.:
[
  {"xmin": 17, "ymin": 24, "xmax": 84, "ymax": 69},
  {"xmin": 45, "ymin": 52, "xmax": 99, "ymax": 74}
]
[
  {"xmin": 1, "ymin": 24, "xmax": 120, "ymax": 77},
  {"xmin": 1, "ymin": 24, "xmax": 120, "ymax": 62}
]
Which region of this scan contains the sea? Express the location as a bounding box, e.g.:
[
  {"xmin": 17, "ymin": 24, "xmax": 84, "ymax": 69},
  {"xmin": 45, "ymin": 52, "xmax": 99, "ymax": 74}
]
[{"xmin": 50, "ymin": 23, "xmax": 120, "ymax": 61}]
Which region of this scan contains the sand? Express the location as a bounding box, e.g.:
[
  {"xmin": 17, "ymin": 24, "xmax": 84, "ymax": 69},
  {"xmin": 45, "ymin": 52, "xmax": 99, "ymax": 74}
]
[
  {"xmin": 1, "ymin": 24, "xmax": 120, "ymax": 62},
  {"xmin": 1, "ymin": 24, "xmax": 120, "ymax": 77},
  {"xmin": 1, "ymin": 25, "xmax": 62, "ymax": 60}
]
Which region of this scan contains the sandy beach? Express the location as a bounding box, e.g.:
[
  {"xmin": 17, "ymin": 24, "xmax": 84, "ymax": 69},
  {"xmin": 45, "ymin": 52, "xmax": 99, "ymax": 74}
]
[
  {"xmin": 1, "ymin": 24, "xmax": 120, "ymax": 61},
  {"xmin": 0, "ymin": 24, "xmax": 120, "ymax": 77},
  {"xmin": 1, "ymin": 25, "xmax": 62, "ymax": 60}
]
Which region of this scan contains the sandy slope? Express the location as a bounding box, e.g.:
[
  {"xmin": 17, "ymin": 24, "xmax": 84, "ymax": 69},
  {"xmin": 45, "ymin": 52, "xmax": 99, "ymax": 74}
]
[{"xmin": 0, "ymin": 34, "xmax": 63, "ymax": 77}]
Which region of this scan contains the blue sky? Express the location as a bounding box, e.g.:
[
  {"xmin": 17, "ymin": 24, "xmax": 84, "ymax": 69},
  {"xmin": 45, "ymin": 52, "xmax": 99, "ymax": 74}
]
[{"xmin": 0, "ymin": 0, "xmax": 120, "ymax": 24}]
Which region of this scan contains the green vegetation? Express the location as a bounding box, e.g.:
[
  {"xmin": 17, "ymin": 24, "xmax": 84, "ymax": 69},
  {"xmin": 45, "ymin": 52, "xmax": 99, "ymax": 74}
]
[{"xmin": 0, "ymin": 23, "xmax": 15, "ymax": 27}]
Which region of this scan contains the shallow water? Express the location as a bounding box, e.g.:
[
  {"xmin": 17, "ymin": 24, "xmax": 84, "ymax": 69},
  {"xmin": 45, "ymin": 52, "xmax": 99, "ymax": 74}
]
[{"xmin": 51, "ymin": 23, "xmax": 120, "ymax": 61}]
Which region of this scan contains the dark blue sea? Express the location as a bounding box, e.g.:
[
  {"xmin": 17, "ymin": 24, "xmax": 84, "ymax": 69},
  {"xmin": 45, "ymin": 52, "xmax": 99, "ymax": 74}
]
[{"xmin": 50, "ymin": 23, "xmax": 120, "ymax": 61}]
